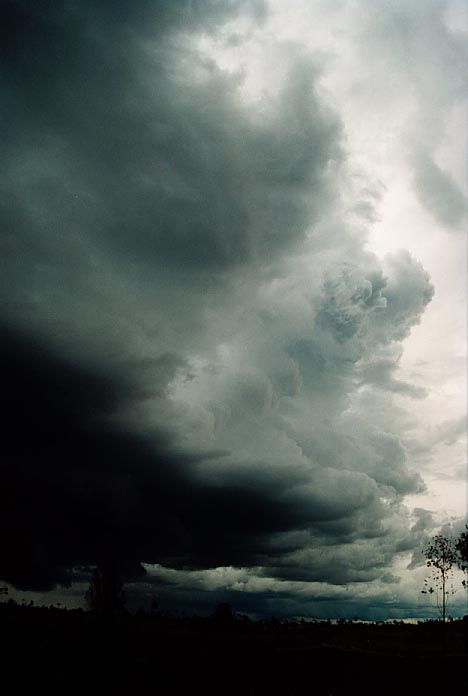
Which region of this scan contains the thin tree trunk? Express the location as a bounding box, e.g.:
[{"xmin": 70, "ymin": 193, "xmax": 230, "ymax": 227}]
[{"xmin": 442, "ymin": 572, "xmax": 446, "ymax": 622}]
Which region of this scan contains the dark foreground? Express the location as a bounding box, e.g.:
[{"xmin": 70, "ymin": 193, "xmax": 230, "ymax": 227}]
[{"xmin": 1, "ymin": 603, "xmax": 467, "ymax": 695}]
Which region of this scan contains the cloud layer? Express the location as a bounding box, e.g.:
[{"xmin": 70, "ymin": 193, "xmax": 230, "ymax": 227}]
[{"xmin": 0, "ymin": 0, "xmax": 463, "ymax": 618}]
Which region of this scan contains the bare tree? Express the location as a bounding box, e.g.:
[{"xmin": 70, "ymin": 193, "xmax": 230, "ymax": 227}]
[{"xmin": 421, "ymin": 534, "xmax": 457, "ymax": 622}]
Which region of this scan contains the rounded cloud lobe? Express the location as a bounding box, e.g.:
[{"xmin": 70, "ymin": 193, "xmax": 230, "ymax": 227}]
[{"xmin": 0, "ymin": 0, "xmax": 439, "ymax": 615}]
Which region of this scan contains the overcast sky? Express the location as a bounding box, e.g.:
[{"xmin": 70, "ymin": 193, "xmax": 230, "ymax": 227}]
[{"xmin": 1, "ymin": 0, "xmax": 466, "ymax": 620}]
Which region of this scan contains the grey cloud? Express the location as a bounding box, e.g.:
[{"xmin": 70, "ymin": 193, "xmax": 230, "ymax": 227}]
[
  {"xmin": 349, "ymin": 0, "xmax": 465, "ymax": 235},
  {"xmin": 357, "ymin": 0, "xmax": 466, "ymax": 111},
  {"xmin": 118, "ymin": 353, "xmax": 192, "ymax": 401},
  {"xmin": 1, "ymin": 2, "xmax": 341, "ymax": 280},
  {"xmin": 125, "ymin": 566, "xmax": 389, "ymax": 620},
  {"xmin": 405, "ymin": 416, "xmax": 467, "ymax": 462},
  {"xmin": 290, "ymin": 419, "xmax": 425, "ymax": 501},
  {"xmin": 0, "ymin": 0, "xmax": 439, "ymax": 620},
  {"xmin": 314, "ymin": 250, "xmax": 434, "ymax": 356},
  {"xmin": 411, "ymin": 148, "xmax": 466, "ymax": 230},
  {"xmin": 405, "ymin": 511, "xmax": 458, "ymax": 570},
  {"xmin": 0, "ymin": 0, "xmax": 343, "ymax": 375},
  {"xmin": 280, "ymin": 468, "xmax": 382, "ymax": 524},
  {"xmin": 357, "ymin": 359, "xmax": 427, "ymax": 399},
  {"xmin": 266, "ymin": 532, "xmax": 408, "ymax": 585},
  {"xmin": 316, "ymin": 263, "xmax": 387, "ymax": 345},
  {"xmin": 372, "ymin": 250, "xmax": 434, "ymax": 343},
  {"xmin": 362, "ymin": 430, "xmax": 424, "ymax": 495},
  {"xmin": 435, "ymin": 417, "xmax": 467, "ymax": 446},
  {"xmin": 410, "ymin": 508, "xmax": 435, "ymax": 533}
]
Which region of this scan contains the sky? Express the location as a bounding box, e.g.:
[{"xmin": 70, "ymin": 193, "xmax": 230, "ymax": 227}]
[{"xmin": 1, "ymin": 0, "xmax": 467, "ymax": 621}]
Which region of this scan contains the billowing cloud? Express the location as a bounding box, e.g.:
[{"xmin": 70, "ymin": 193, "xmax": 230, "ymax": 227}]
[{"xmin": 0, "ymin": 0, "xmax": 464, "ymax": 619}]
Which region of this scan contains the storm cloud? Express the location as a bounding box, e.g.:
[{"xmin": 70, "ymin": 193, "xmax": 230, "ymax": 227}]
[{"xmin": 0, "ymin": 0, "xmax": 463, "ymax": 619}]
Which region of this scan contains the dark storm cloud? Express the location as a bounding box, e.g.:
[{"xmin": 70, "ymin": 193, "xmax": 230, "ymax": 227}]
[
  {"xmin": 0, "ymin": 323, "xmax": 330, "ymax": 589},
  {"xmin": 0, "ymin": 313, "xmax": 429, "ymax": 593},
  {"xmin": 0, "ymin": 321, "xmax": 182, "ymax": 589},
  {"xmin": 0, "ymin": 0, "xmax": 339, "ymax": 295},
  {"xmin": 0, "ymin": 0, "xmax": 437, "ymax": 611},
  {"xmin": 0, "ymin": 0, "xmax": 342, "ymax": 590}
]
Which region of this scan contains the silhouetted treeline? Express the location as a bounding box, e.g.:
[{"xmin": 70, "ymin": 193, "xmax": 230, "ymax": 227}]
[{"xmin": 0, "ymin": 601, "xmax": 466, "ymax": 694}]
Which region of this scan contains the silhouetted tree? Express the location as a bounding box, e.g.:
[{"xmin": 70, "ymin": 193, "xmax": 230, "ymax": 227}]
[
  {"xmin": 214, "ymin": 602, "xmax": 233, "ymax": 625},
  {"xmin": 85, "ymin": 565, "xmax": 125, "ymax": 614},
  {"xmin": 421, "ymin": 534, "xmax": 457, "ymax": 621},
  {"xmin": 455, "ymin": 525, "xmax": 468, "ymax": 587},
  {"xmin": 149, "ymin": 597, "xmax": 159, "ymax": 616}
]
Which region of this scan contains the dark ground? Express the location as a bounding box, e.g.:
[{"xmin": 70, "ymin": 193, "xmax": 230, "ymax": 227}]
[{"xmin": 1, "ymin": 602, "xmax": 467, "ymax": 695}]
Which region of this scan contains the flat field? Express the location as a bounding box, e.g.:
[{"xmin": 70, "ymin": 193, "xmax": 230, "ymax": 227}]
[{"xmin": 1, "ymin": 603, "xmax": 466, "ymax": 695}]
